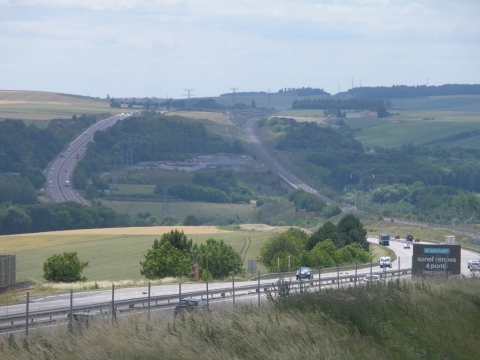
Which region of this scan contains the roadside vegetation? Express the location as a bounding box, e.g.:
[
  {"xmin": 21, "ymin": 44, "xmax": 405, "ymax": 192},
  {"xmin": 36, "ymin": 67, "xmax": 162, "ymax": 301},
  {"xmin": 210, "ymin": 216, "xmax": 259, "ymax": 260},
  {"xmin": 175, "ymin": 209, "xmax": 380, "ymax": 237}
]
[{"xmin": 1, "ymin": 277, "xmax": 479, "ymax": 359}]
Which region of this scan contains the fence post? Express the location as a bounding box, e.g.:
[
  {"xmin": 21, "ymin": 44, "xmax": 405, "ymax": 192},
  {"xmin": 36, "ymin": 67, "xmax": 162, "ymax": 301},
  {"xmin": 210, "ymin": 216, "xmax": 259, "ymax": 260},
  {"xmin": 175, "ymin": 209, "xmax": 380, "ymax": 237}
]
[
  {"xmin": 111, "ymin": 284, "xmax": 116, "ymax": 325},
  {"xmin": 25, "ymin": 291, "xmax": 29, "ymax": 336},
  {"xmin": 337, "ymin": 264, "xmax": 340, "ymax": 289},
  {"xmin": 257, "ymin": 271, "xmax": 260, "ymax": 309},
  {"xmin": 147, "ymin": 282, "xmax": 151, "ymax": 320},
  {"xmin": 232, "ymin": 274, "xmax": 235, "ymax": 306},
  {"xmin": 318, "ymin": 266, "xmax": 321, "ymax": 291},
  {"xmin": 398, "ymin": 257, "xmax": 400, "ymax": 280},
  {"xmin": 206, "ymin": 280, "xmax": 209, "ymax": 310},
  {"xmin": 355, "ymin": 262, "xmax": 358, "ymax": 287},
  {"xmin": 69, "ymin": 289, "xmax": 73, "ymax": 333},
  {"xmin": 179, "ymin": 283, "xmax": 182, "ymax": 303}
]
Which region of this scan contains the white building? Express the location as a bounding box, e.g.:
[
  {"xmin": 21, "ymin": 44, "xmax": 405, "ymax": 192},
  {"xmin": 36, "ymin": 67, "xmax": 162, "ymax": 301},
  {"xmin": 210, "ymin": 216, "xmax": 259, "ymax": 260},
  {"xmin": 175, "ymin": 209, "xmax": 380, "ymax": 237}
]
[{"xmin": 346, "ymin": 111, "xmax": 378, "ymax": 119}]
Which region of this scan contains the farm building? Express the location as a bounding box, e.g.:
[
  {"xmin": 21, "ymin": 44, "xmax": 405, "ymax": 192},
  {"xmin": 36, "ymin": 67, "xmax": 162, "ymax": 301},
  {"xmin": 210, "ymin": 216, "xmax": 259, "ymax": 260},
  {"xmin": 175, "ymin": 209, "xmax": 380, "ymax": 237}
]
[{"xmin": 346, "ymin": 111, "xmax": 378, "ymax": 119}]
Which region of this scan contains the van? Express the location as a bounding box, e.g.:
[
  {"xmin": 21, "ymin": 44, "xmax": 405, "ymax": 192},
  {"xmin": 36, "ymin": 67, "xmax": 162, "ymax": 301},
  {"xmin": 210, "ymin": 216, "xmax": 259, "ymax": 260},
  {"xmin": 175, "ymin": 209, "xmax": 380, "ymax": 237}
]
[
  {"xmin": 379, "ymin": 256, "xmax": 392, "ymax": 268},
  {"xmin": 379, "ymin": 234, "xmax": 390, "ymax": 246}
]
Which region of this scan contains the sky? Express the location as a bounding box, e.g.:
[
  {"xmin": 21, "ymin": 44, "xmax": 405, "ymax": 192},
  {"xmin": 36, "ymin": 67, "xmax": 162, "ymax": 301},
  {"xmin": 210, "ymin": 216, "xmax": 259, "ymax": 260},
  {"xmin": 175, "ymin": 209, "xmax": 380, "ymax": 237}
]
[{"xmin": 1, "ymin": 0, "xmax": 479, "ymax": 99}]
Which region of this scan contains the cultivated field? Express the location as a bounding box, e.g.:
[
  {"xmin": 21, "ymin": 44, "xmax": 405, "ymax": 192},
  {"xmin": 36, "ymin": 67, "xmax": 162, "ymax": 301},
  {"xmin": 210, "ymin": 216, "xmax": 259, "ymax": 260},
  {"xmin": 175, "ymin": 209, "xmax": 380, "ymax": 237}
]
[
  {"xmin": 0, "ymin": 90, "xmax": 125, "ymax": 124},
  {"xmin": 0, "ymin": 226, "xmax": 291, "ymax": 282},
  {"xmin": 166, "ymin": 110, "xmax": 233, "ymax": 125},
  {"xmin": 350, "ymin": 109, "xmax": 480, "ymax": 148}
]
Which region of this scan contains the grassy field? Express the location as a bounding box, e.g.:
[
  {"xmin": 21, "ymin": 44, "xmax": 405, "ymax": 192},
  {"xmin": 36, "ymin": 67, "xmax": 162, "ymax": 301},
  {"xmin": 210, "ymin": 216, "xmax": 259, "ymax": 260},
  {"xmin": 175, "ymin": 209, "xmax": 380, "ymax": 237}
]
[
  {"xmin": 392, "ymin": 95, "xmax": 480, "ymax": 111},
  {"xmin": 350, "ymin": 110, "xmax": 480, "ymax": 148},
  {"xmin": 0, "ymin": 226, "xmax": 292, "ymax": 282},
  {"xmin": 102, "ymin": 200, "xmax": 254, "ymax": 223},
  {"xmin": 2, "ymin": 277, "xmax": 479, "ymax": 359},
  {"xmin": 0, "ymin": 90, "xmax": 126, "ymax": 123},
  {"xmin": 215, "ymin": 93, "xmax": 329, "ymax": 110},
  {"xmin": 166, "ymin": 110, "xmax": 233, "ymax": 125}
]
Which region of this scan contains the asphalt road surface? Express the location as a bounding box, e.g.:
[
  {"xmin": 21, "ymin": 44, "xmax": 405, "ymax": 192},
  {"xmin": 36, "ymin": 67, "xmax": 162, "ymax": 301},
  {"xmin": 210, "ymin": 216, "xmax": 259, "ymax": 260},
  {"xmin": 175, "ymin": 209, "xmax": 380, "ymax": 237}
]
[{"xmin": 46, "ymin": 113, "xmax": 130, "ymax": 204}]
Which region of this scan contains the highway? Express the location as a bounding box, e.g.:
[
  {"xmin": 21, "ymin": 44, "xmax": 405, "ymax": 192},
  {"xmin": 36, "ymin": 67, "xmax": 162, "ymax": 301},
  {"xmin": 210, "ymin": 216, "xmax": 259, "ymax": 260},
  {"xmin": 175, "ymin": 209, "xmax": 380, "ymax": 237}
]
[
  {"xmin": 1, "ymin": 237, "xmax": 478, "ymax": 324},
  {"xmin": 46, "ymin": 113, "xmax": 130, "ymax": 204}
]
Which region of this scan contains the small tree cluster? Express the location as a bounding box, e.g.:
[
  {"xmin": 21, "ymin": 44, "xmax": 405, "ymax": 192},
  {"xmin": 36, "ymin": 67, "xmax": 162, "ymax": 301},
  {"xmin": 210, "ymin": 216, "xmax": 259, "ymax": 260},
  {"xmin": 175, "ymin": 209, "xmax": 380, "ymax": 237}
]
[{"xmin": 43, "ymin": 252, "xmax": 89, "ymax": 282}]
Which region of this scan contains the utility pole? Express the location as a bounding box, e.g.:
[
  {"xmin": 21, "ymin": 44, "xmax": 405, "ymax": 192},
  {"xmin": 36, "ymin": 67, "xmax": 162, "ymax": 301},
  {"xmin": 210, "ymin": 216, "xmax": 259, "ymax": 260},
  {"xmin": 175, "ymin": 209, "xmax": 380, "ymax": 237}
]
[{"xmin": 184, "ymin": 89, "xmax": 195, "ymax": 100}]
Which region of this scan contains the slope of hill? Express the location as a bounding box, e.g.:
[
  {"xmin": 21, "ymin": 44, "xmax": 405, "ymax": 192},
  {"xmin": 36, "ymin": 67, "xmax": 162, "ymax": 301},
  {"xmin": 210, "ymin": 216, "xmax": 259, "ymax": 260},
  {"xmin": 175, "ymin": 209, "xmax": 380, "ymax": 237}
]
[{"xmin": 0, "ymin": 90, "xmax": 123, "ymax": 123}]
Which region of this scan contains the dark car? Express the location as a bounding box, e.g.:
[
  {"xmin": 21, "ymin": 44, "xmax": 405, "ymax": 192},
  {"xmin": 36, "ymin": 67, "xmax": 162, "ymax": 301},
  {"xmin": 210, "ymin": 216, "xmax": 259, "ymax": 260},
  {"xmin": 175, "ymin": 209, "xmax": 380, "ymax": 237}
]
[
  {"xmin": 406, "ymin": 234, "xmax": 413, "ymax": 242},
  {"xmin": 296, "ymin": 267, "xmax": 313, "ymax": 280},
  {"xmin": 174, "ymin": 298, "xmax": 206, "ymax": 316},
  {"xmin": 68, "ymin": 312, "xmax": 102, "ymax": 327}
]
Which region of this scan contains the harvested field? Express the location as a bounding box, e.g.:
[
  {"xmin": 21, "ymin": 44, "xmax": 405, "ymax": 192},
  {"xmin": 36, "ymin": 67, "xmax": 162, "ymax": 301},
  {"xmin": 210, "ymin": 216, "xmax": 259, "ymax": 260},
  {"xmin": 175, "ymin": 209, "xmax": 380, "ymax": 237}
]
[
  {"xmin": 0, "ymin": 90, "xmax": 124, "ymax": 121},
  {"xmin": 166, "ymin": 110, "xmax": 233, "ymax": 125}
]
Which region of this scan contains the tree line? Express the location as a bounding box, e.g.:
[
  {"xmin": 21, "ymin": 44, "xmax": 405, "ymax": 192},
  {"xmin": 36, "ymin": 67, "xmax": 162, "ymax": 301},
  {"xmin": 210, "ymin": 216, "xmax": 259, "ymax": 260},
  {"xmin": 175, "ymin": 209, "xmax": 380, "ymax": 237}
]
[
  {"xmin": 266, "ymin": 117, "xmax": 480, "ymax": 194},
  {"xmin": 291, "ymin": 98, "xmax": 389, "ymax": 117},
  {"xmin": 73, "ymin": 113, "xmax": 234, "ymax": 191},
  {"xmin": 258, "ymin": 214, "xmax": 369, "ymax": 272},
  {"xmin": 0, "ymin": 115, "xmax": 100, "ymax": 192},
  {"xmin": 0, "ymin": 201, "xmax": 130, "ymax": 235}
]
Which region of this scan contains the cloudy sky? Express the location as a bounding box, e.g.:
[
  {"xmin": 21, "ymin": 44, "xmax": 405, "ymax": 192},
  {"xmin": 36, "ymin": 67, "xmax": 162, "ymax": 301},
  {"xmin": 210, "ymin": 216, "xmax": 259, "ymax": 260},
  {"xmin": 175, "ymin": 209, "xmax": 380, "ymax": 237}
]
[{"xmin": 1, "ymin": 0, "xmax": 479, "ymax": 98}]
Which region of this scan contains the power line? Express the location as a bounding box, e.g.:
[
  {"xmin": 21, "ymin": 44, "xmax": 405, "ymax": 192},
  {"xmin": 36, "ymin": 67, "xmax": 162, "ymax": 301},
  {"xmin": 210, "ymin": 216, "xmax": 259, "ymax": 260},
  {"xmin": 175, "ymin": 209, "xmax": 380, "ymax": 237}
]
[{"xmin": 184, "ymin": 89, "xmax": 195, "ymax": 99}]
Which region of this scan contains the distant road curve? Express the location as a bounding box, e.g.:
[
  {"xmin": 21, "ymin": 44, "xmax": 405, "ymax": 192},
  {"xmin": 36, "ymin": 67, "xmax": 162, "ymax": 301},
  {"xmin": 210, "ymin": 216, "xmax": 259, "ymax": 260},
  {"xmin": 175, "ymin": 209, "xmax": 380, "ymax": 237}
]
[
  {"xmin": 46, "ymin": 113, "xmax": 131, "ymax": 204},
  {"xmin": 243, "ymin": 115, "xmax": 334, "ymax": 205}
]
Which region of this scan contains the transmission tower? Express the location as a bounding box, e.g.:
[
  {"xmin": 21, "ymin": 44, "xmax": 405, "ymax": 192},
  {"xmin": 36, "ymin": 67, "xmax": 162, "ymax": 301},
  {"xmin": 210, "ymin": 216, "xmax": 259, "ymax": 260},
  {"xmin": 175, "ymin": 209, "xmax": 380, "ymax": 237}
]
[
  {"xmin": 160, "ymin": 186, "xmax": 174, "ymax": 218},
  {"xmin": 184, "ymin": 89, "xmax": 195, "ymax": 99},
  {"xmin": 229, "ymin": 87, "xmax": 239, "ymax": 107},
  {"xmin": 350, "ymin": 168, "xmax": 375, "ymax": 192}
]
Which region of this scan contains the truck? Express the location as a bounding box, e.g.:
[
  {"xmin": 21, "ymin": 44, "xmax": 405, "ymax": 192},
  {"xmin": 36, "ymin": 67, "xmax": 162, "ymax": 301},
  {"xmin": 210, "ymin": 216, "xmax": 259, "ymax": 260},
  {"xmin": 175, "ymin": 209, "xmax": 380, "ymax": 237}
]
[
  {"xmin": 65, "ymin": 180, "xmax": 70, "ymax": 187},
  {"xmin": 379, "ymin": 234, "xmax": 390, "ymax": 246}
]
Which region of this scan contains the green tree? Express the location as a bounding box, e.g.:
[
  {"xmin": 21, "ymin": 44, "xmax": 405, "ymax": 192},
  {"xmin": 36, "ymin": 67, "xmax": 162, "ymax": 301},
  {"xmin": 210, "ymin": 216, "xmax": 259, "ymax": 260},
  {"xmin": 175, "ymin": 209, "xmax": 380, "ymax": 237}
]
[
  {"xmin": 140, "ymin": 242, "xmax": 191, "ymax": 279},
  {"xmin": 183, "ymin": 215, "xmax": 199, "ymax": 226},
  {"xmin": 197, "ymin": 238, "xmax": 243, "ymax": 279},
  {"xmin": 139, "ymin": 230, "xmax": 194, "ymax": 279},
  {"xmin": 337, "ymin": 214, "xmax": 368, "ymax": 251},
  {"xmin": 43, "ymin": 252, "xmax": 89, "ymax": 282},
  {"xmin": 258, "ymin": 228, "xmax": 309, "ymax": 269},
  {"xmin": 308, "ymin": 240, "xmax": 337, "ymax": 268},
  {"xmin": 1, "ymin": 206, "xmax": 32, "ymax": 234}
]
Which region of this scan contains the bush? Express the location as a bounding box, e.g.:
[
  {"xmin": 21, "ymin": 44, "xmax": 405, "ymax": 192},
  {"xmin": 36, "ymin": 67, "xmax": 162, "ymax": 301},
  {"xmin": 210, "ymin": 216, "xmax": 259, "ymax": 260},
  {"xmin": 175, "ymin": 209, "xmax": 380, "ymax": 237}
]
[{"xmin": 43, "ymin": 252, "xmax": 89, "ymax": 282}]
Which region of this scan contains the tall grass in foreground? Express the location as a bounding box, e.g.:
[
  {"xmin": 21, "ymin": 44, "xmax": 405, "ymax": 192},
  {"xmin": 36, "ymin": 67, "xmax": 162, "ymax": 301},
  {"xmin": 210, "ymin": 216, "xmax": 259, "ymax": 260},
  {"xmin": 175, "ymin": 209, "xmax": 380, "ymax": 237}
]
[{"xmin": 1, "ymin": 277, "xmax": 479, "ymax": 359}]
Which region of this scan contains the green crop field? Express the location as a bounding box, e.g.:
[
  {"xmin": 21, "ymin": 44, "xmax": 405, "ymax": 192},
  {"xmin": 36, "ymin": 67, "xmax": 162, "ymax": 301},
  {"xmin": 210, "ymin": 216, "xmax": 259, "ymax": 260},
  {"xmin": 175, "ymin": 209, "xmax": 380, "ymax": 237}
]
[
  {"xmin": 102, "ymin": 200, "xmax": 254, "ymax": 222},
  {"xmin": 391, "ymin": 95, "xmax": 480, "ymax": 111},
  {"xmin": 1, "ymin": 227, "xmax": 292, "ymax": 282},
  {"xmin": 351, "ymin": 110, "xmax": 480, "ymax": 148}
]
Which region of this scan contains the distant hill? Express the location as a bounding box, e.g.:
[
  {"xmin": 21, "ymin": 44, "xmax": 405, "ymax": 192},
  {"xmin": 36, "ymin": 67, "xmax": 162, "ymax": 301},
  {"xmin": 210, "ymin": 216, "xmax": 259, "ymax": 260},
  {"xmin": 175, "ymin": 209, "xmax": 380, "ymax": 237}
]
[
  {"xmin": 336, "ymin": 84, "xmax": 480, "ymax": 99},
  {"xmin": 0, "ymin": 90, "xmax": 121, "ymax": 122}
]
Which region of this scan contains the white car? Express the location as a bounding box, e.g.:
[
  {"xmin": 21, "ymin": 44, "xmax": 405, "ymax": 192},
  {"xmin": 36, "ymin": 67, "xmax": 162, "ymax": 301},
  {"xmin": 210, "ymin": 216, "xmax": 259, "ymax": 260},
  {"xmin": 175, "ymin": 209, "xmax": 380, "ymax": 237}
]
[
  {"xmin": 404, "ymin": 243, "xmax": 410, "ymax": 249},
  {"xmin": 467, "ymin": 260, "xmax": 480, "ymax": 269}
]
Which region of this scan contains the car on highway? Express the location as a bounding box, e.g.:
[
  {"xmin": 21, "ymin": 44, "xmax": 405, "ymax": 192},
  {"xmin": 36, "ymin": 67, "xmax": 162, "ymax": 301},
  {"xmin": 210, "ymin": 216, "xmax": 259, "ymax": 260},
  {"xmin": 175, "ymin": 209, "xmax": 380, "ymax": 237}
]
[
  {"xmin": 296, "ymin": 267, "xmax": 313, "ymax": 280},
  {"xmin": 379, "ymin": 257, "xmax": 392, "ymax": 268},
  {"xmin": 404, "ymin": 243, "xmax": 410, "ymax": 249},
  {"xmin": 174, "ymin": 298, "xmax": 206, "ymax": 316},
  {"xmin": 68, "ymin": 312, "xmax": 103, "ymax": 327},
  {"xmin": 406, "ymin": 234, "xmax": 413, "ymax": 242},
  {"xmin": 467, "ymin": 260, "xmax": 480, "ymax": 269},
  {"xmin": 363, "ymin": 274, "xmax": 381, "ymax": 283}
]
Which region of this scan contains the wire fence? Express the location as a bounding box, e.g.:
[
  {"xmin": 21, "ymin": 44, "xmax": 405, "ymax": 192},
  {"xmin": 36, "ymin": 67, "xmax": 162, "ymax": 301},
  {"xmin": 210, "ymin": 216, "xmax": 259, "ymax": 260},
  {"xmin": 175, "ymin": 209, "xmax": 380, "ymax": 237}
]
[{"xmin": 0, "ymin": 261, "xmax": 411, "ymax": 338}]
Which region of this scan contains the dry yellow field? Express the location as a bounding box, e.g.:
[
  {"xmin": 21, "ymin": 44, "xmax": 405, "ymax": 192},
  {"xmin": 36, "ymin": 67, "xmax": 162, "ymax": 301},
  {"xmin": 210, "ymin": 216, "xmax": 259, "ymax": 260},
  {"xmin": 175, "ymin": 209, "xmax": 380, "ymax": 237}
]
[
  {"xmin": 167, "ymin": 110, "xmax": 233, "ymax": 125},
  {"xmin": 0, "ymin": 226, "xmax": 231, "ymax": 253},
  {"xmin": 0, "ymin": 90, "xmax": 124, "ymax": 121}
]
